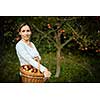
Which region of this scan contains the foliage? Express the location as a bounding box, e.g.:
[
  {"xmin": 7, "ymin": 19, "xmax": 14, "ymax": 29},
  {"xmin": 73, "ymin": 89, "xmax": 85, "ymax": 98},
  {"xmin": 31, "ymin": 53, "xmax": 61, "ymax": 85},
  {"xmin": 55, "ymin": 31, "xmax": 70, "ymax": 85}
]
[
  {"xmin": 1, "ymin": 16, "xmax": 100, "ymax": 82},
  {"xmin": 0, "ymin": 45, "xmax": 20, "ymax": 82}
]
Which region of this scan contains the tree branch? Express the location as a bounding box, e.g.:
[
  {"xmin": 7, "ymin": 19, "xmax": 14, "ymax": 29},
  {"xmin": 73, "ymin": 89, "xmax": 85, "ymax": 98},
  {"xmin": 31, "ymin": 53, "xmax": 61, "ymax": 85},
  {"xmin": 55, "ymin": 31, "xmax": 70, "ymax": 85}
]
[
  {"xmin": 32, "ymin": 23, "xmax": 45, "ymax": 34},
  {"xmin": 61, "ymin": 37, "xmax": 73, "ymax": 48},
  {"xmin": 66, "ymin": 23, "xmax": 78, "ymax": 37},
  {"xmin": 32, "ymin": 23, "xmax": 56, "ymax": 45},
  {"xmin": 46, "ymin": 36, "xmax": 57, "ymax": 48}
]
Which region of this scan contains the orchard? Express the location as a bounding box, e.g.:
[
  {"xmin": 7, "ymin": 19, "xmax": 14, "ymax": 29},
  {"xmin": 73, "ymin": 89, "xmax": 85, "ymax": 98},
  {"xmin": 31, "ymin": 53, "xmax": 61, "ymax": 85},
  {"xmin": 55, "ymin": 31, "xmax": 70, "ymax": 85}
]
[{"xmin": 0, "ymin": 16, "xmax": 100, "ymax": 82}]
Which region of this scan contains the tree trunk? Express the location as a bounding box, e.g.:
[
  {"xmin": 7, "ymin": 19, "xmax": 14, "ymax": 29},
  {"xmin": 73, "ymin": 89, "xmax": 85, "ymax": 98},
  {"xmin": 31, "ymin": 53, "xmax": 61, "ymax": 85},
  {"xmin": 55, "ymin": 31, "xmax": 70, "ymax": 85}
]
[{"xmin": 55, "ymin": 48, "xmax": 61, "ymax": 78}]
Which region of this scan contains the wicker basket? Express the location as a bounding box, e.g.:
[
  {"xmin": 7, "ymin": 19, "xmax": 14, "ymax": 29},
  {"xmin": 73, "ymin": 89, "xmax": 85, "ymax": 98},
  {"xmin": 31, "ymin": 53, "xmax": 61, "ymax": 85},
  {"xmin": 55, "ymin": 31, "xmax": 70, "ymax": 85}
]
[{"xmin": 20, "ymin": 60, "xmax": 47, "ymax": 83}]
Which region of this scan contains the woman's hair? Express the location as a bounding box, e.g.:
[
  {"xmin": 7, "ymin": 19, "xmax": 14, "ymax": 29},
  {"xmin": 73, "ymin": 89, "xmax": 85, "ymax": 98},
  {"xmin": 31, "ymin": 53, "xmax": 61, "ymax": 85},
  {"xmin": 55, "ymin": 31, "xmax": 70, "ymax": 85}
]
[{"xmin": 17, "ymin": 22, "xmax": 32, "ymax": 32}]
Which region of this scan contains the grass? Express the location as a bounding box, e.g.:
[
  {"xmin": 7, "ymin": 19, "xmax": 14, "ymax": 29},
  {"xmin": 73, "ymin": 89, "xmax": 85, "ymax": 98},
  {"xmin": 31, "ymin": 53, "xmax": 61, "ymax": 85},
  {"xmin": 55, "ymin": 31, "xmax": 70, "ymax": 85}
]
[
  {"xmin": 0, "ymin": 45, "xmax": 100, "ymax": 83},
  {"xmin": 41, "ymin": 51, "xmax": 99, "ymax": 83}
]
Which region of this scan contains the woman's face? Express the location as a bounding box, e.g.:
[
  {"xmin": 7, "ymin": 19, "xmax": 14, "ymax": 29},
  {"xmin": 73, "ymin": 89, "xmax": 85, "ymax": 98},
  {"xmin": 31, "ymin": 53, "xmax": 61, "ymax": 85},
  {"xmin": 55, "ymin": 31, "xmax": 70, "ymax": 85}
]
[{"xmin": 19, "ymin": 25, "xmax": 32, "ymax": 41}]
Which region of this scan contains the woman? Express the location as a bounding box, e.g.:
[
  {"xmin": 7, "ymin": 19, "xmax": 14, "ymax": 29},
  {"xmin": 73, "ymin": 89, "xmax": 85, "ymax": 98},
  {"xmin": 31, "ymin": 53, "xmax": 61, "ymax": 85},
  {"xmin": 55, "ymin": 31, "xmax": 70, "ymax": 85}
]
[{"xmin": 16, "ymin": 23, "xmax": 51, "ymax": 78}]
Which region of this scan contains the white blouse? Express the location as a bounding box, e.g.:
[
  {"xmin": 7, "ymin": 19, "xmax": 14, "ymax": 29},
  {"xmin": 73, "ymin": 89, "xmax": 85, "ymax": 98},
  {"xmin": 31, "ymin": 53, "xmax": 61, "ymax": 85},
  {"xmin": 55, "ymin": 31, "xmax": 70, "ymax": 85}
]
[{"xmin": 16, "ymin": 40, "xmax": 46, "ymax": 73}]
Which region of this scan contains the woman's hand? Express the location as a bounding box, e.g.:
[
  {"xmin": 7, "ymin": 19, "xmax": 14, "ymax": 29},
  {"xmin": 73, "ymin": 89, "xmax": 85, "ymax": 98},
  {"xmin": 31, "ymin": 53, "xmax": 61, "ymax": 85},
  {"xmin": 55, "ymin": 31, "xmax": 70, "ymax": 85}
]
[
  {"xmin": 43, "ymin": 69, "xmax": 51, "ymax": 78},
  {"xmin": 34, "ymin": 57, "xmax": 51, "ymax": 77},
  {"xmin": 34, "ymin": 56, "xmax": 39, "ymax": 62}
]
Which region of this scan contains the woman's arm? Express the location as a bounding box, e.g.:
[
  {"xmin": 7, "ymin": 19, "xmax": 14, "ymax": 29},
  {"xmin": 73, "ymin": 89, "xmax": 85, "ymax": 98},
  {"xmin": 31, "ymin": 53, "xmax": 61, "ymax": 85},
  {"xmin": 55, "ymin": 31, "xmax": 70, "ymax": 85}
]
[
  {"xmin": 31, "ymin": 42, "xmax": 41, "ymax": 60},
  {"xmin": 16, "ymin": 43, "xmax": 47, "ymax": 73}
]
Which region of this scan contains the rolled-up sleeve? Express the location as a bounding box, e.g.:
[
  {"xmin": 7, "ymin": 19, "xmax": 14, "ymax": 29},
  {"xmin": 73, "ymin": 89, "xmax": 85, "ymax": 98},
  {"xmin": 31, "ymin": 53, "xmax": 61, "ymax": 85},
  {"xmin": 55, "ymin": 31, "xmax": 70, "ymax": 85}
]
[{"xmin": 16, "ymin": 44, "xmax": 46, "ymax": 73}]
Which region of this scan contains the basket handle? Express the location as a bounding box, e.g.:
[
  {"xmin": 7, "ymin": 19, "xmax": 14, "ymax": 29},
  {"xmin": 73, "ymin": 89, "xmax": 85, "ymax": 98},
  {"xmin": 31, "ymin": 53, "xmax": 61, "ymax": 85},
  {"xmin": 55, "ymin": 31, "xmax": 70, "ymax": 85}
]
[{"xmin": 33, "ymin": 58, "xmax": 41, "ymax": 74}]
